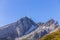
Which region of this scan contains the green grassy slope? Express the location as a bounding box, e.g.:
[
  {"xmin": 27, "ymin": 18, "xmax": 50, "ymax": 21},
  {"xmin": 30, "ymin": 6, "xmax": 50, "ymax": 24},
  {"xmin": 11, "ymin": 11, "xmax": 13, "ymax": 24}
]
[{"xmin": 39, "ymin": 29, "xmax": 60, "ymax": 40}]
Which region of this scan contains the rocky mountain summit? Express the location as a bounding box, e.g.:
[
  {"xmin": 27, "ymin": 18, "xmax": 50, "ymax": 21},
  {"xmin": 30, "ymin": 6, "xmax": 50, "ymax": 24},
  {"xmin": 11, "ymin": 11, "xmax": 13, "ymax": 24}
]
[
  {"xmin": 0, "ymin": 17, "xmax": 59, "ymax": 40},
  {"xmin": 19, "ymin": 19, "xmax": 59, "ymax": 40}
]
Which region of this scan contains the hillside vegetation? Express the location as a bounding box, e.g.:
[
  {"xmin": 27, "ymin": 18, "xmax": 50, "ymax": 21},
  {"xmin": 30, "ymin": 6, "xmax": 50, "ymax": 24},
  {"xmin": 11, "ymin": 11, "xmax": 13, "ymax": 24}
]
[{"xmin": 39, "ymin": 29, "xmax": 60, "ymax": 40}]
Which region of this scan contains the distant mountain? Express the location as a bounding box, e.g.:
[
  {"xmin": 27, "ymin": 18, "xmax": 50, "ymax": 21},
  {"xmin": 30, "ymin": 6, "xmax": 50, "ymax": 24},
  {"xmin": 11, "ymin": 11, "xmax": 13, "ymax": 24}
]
[{"xmin": 0, "ymin": 17, "xmax": 59, "ymax": 40}]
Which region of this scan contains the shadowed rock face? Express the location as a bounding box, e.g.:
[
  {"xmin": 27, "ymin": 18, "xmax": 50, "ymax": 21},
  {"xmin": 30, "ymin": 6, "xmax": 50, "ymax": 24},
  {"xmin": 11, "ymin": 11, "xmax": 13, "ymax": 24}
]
[
  {"xmin": 20, "ymin": 19, "xmax": 59, "ymax": 40},
  {"xmin": 0, "ymin": 17, "xmax": 59, "ymax": 40},
  {"xmin": 0, "ymin": 17, "xmax": 37, "ymax": 40}
]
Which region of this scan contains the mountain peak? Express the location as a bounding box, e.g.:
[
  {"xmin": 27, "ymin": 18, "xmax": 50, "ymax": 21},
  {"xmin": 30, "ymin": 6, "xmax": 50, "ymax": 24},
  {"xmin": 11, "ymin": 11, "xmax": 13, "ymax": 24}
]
[
  {"xmin": 46, "ymin": 19, "xmax": 55, "ymax": 24},
  {"xmin": 18, "ymin": 16, "xmax": 30, "ymax": 22},
  {"xmin": 21, "ymin": 16, "xmax": 30, "ymax": 20},
  {"xmin": 45, "ymin": 19, "xmax": 55, "ymax": 26},
  {"xmin": 47, "ymin": 19, "xmax": 55, "ymax": 23},
  {"xmin": 17, "ymin": 16, "xmax": 36, "ymax": 25},
  {"xmin": 0, "ymin": 17, "xmax": 59, "ymax": 40}
]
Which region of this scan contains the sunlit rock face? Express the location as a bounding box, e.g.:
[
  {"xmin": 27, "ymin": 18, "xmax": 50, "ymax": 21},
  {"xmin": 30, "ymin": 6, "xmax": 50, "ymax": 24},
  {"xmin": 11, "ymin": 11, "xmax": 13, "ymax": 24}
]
[
  {"xmin": 20, "ymin": 19, "xmax": 59, "ymax": 40},
  {"xmin": 0, "ymin": 17, "xmax": 37, "ymax": 40},
  {"xmin": 0, "ymin": 17, "xmax": 59, "ymax": 40},
  {"xmin": 32, "ymin": 19, "xmax": 59, "ymax": 40}
]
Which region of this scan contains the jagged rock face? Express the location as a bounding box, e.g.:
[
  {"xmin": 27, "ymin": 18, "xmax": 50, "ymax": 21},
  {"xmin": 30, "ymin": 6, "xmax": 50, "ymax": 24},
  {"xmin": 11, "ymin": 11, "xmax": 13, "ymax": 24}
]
[
  {"xmin": 32, "ymin": 19, "xmax": 59, "ymax": 40},
  {"xmin": 0, "ymin": 17, "xmax": 59, "ymax": 40},
  {"xmin": 21, "ymin": 19, "xmax": 59, "ymax": 40},
  {"xmin": 0, "ymin": 17, "xmax": 37, "ymax": 40},
  {"xmin": 45, "ymin": 19, "xmax": 55, "ymax": 26}
]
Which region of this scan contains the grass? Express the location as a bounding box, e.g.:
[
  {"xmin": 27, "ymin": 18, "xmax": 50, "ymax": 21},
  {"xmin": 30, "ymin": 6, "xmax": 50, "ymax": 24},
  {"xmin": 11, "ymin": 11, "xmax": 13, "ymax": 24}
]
[{"xmin": 39, "ymin": 29, "xmax": 60, "ymax": 40}]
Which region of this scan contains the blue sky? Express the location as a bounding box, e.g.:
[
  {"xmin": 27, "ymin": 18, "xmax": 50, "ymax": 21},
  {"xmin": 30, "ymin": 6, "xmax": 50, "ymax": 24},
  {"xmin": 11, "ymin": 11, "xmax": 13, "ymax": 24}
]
[{"xmin": 0, "ymin": 0, "xmax": 60, "ymax": 26}]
